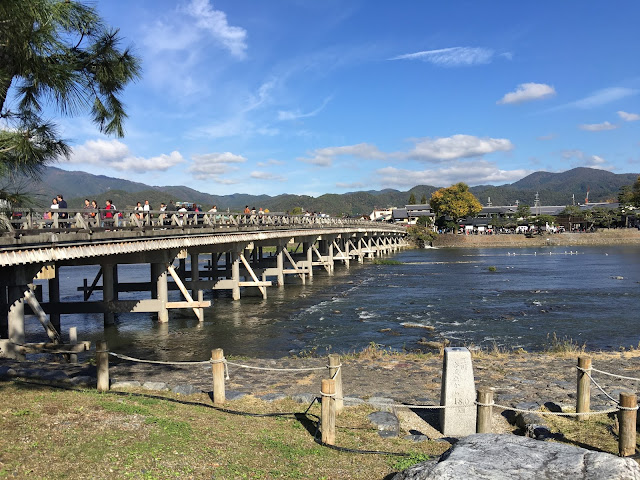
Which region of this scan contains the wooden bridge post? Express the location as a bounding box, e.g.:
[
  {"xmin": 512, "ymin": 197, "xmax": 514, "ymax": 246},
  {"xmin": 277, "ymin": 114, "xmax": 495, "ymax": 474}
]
[
  {"xmin": 7, "ymin": 281, "xmax": 25, "ymax": 360},
  {"xmin": 47, "ymin": 268, "xmax": 61, "ymax": 333},
  {"xmin": 190, "ymin": 253, "xmax": 199, "ymax": 299},
  {"xmin": 321, "ymin": 379, "xmax": 336, "ymax": 445},
  {"xmin": 576, "ymin": 356, "xmax": 591, "ymax": 421},
  {"xmin": 151, "ymin": 262, "xmax": 169, "ymax": 323},
  {"xmin": 211, "ymin": 348, "xmax": 226, "ymax": 404},
  {"xmin": 476, "ymin": 387, "xmax": 494, "ymax": 433},
  {"xmin": 619, "ymin": 392, "xmax": 638, "ymax": 457},
  {"xmin": 0, "ymin": 280, "xmax": 8, "ymax": 339},
  {"xmin": 231, "ymin": 251, "xmax": 241, "ymax": 300},
  {"xmin": 69, "ymin": 327, "xmax": 78, "ymax": 364},
  {"xmin": 327, "ymin": 240, "xmax": 335, "ymax": 275},
  {"xmin": 96, "ymin": 340, "xmax": 109, "ymax": 392},
  {"xmin": 102, "ymin": 263, "xmax": 115, "ymax": 325},
  {"xmin": 276, "ymin": 245, "xmax": 285, "ymax": 286},
  {"xmin": 304, "ymin": 242, "xmax": 313, "ymax": 279},
  {"xmin": 343, "ymin": 237, "xmax": 350, "ymax": 269}
]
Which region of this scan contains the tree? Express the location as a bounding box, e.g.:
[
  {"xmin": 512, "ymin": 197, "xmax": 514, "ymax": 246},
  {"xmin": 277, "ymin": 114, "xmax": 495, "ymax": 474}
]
[
  {"xmin": 429, "ymin": 183, "xmax": 482, "ymax": 227},
  {"xmin": 408, "ymin": 193, "xmax": 416, "ymax": 205},
  {"xmin": 532, "ymin": 214, "xmax": 555, "ymax": 230},
  {"xmin": 420, "ymin": 194, "xmax": 427, "ymax": 204},
  {"xmin": 515, "ymin": 204, "xmax": 531, "ymax": 224},
  {"xmin": 0, "ymin": 0, "xmax": 141, "ymax": 202},
  {"xmin": 619, "ymin": 176, "xmax": 640, "ymax": 207}
]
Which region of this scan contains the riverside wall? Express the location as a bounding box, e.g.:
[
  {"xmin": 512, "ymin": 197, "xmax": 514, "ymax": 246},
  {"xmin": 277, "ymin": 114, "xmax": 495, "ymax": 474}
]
[{"xmin": 431, "ymin": 229, "xmax": 640, "ymax": 248}]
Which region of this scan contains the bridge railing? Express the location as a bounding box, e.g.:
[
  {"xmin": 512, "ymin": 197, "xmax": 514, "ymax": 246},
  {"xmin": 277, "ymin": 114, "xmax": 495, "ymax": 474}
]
[{"xmin": 0, "ymin": 208, "xmax": 406, "ymax": 235}]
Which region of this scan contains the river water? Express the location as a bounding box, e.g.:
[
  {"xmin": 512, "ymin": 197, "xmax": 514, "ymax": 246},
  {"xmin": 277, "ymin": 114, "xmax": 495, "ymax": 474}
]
[{"xmin": 27, "ymin": 245, "xmax": 640, "ymax": 360}]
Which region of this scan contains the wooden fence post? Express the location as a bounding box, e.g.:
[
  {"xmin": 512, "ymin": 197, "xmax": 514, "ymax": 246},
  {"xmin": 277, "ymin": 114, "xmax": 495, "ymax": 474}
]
[
  {"xmin": 619, "ymin": 392, "xmax": 637, "ymax": 457},
  {"xmin": 96, "ymin": 341, "xmax": 109, "ymax": 392},
  {"xmin": 476, "ymin": 387, "xmax": 494, "ymax": 433},
  {"xmin": 211, "ymin": 348, "xmax": 226, "ymax": 404},
  {"xmin": 69, "ymin": 327, "xmax": 78, "ymax": 364},
  {"xmin": 576, "ymin": 356, "xmax": 591, "ymax": 421},
  {"xmin": 328, "ymin": 354, "xmax": 343, "ymax": 415},
  {"xmin": 321, "ymin": 379, "xmax": 336, "ymax": 445}
]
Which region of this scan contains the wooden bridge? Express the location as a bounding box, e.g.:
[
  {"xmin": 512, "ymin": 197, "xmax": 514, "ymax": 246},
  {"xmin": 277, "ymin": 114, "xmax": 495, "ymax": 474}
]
[{"xmin": 0, "ymin": 208, "xmax": 408, "ymax": 359}]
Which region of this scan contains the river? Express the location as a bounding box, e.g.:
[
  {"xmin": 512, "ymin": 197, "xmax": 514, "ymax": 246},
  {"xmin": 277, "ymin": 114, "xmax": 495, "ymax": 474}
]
[{"xmin": 25, "ymin": 245, "xmax": 640, "ymax": 360}]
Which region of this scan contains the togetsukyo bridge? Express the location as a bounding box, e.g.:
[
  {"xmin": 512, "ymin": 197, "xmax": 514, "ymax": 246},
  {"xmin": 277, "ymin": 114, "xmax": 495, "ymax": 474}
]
[{"xmin": 0, "ymin": 208, "xmax": 408, "ymax": 359}]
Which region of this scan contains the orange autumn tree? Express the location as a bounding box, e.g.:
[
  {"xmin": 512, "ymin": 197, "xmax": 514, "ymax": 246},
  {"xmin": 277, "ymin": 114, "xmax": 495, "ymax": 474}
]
[{"xmin": 429, "ymin": 182, "xmax": 482, "ymax": 229}]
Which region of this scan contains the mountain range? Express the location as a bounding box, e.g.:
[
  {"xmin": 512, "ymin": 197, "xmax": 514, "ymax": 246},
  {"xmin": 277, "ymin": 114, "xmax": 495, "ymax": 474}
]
[{"xmin": 11, "ymin": 166, "xmax": 639, "ymax": 215}]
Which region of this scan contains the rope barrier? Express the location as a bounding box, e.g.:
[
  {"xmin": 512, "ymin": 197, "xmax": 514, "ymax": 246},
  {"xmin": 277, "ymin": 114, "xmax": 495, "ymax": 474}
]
[
  {"xmin": 577, "ymin": 366, "xmax": 622, "ymax": 405},
  {"xmin": 108, "ymin": 352, "xmax": 210, "ymax": 365},
  {"xmin": 589, "ymin": 367, "xmax": 640, "ymax": 383}
]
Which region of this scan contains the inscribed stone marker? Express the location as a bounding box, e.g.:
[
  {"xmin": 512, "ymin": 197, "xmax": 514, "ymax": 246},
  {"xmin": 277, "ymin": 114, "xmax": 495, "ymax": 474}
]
[{"xmin": 439, "ymin": 346, "xmax": 476, "ymax": 436}]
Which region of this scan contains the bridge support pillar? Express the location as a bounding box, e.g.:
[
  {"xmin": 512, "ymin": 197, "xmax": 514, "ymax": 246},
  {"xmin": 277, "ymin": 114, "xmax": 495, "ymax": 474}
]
[
  {"xmin": 48, "ymin": 269, "xmax": 61, "ymax": 333},
  {"xmin": 151, "ymin": 262, "xmax": 169, "ymax": 323},
  {"xmin": 344, "ymin": 237, "xmax": 350, "ymax": 269},
  {"xmin": 102, "ymin": 263, "xmax": 115, "ymax": 326},
  {"xmin": 190, "ymin": 253, "xmax": 199, "ymax": 299},
  {"xmin": 5, "ymin": 267, "xmax": 28, "ymax": 360},
  {"xmin": 276, "ymin": 245, "xmax": 285, "ymax": 287},
  {"xmin": 231, "ymin": 251, "xmax": 241, "ymax": 300},
  {"xmin": 304, "ymin": 242, "xmax": 313, "ymax": 280},
  {"xmin": 327, "ymin": 241, "xmax": 335, "ymax": 275}
]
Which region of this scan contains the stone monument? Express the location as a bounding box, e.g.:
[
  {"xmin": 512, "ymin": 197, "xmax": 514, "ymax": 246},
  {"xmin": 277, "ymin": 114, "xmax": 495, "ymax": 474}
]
[{"xmin": 439, "ymin": 346, "xmax": 476, "ymax": 436}]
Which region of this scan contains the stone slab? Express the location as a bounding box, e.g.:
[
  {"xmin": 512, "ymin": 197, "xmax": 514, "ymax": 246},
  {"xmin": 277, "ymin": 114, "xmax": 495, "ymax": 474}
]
[
  {"xmin": 392, "ymin": 434, "xmax": 640, "ymax": 480},
  {"xmin": 439, "ymin": 347, "xmax": 476, "ymax": 436}
]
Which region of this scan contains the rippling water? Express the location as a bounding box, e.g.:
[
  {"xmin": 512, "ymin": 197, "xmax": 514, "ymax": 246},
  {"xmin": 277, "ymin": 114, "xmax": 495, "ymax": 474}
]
[{"xmin": 26, "ymin": 245, "xmax": 640, "ymax": 359}]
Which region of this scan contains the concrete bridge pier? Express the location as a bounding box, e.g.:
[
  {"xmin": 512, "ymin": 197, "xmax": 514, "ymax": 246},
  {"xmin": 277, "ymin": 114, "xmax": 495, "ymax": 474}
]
[
  {"xmin": 304, "ymin": 241, "xmax": 313, "ymax": 280},
  {"xmin": 151, "ymin": 261, "xmax": 169, "ymax": 323},
  {"xmin": 276, "ymin": 243, "xmax": 285, "ymax": 286},
  {"xmin": 231, "ymin": 250, "xmax": 241, "ymax": 301},
  {"xmin": 48, "ymin": 272, "xmax": 61, "ymax": 333},
  {"xmin": 190, "ymin": 252, "xmax": 199, "ymax": 299},
  {"xmin": 101, "ymin": 263, "xmax": 116, "ymax": 326},
  {"xmin": 0, "ymin": 280, "xmax": 7, "ymax": 339}
]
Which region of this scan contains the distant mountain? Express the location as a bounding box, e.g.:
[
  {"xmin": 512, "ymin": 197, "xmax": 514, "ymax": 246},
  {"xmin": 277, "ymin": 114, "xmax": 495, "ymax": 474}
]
[{"xmin": 16, "ymin": 166, "xmax": 639, "ymax": 214}]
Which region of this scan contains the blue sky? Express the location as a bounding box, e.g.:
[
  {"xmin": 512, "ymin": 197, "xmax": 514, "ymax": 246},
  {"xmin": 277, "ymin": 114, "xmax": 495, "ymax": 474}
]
[{"xmin": 53, "ymin": 1, "xmax": 640, "ymax": 196}]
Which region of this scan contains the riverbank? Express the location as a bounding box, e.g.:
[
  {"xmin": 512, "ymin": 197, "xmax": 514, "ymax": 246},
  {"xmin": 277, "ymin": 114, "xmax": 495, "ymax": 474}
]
[{"xmin": 431, "ymin": 229, "xmax": 640, "ymax": 248}]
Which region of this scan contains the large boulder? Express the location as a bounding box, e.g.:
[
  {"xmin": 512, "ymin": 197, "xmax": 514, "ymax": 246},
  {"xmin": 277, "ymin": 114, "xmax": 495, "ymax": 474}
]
[{"xmin": 392, "ymin": 434, "xmax": 640, "ymax": 480}]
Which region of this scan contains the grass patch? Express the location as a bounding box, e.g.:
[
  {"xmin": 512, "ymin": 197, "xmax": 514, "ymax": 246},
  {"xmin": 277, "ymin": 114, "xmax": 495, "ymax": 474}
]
[
  {"xmin": 544, "ymin": 332, "xmax": 586, "ymax": 355},
  {"xmin": 0, "ymin": 381, "xmax": 447, "ymax": 479},
  {"xmin": 372, "ymin": 258, "xmax": 403, "ymax": 265},
  {"xmin": 487, "ymin": 265, "xmax": 497, "ymax": 272}
]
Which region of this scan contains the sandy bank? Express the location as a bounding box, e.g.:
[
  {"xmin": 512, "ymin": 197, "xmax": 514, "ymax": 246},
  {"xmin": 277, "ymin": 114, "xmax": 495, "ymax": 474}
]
[{"xmin": 431, "ymin": 229, "xmax": 640, "ymax": 248}]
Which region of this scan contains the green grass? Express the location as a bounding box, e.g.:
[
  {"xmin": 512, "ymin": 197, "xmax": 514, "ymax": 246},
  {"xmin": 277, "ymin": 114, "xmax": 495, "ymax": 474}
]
[
  {"xmin": 0, "ymin": 382, "xmax": 448, "ymax": 479},
  {"xmin": 372, "ymin": 258, "xmax": 403, "ymax": 265}
]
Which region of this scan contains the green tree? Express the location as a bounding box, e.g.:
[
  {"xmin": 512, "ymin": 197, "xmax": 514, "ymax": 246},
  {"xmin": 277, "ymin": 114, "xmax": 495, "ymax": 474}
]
[
  {"xmin": 515, "ymin": 204, "xmax": 531, "ymax": 223},
  {"xmin": 407, "ymin": 224, "xmax": 436, "ymax": 248},
  {"xmin": 0, "ymin": 0, "xmax": 141, "ymax": 202},
  {"xmin": 290, "ymin": 207, "xmax": 303, "ymax": 215},
  {"xmin": 619, "ymin": 176, "xmax": 640, "ymax": 207},
  {"xmin": 429, "ymin": 182, "xmax": 482, "ymax": 227},
  {"xmin": 408, "ymin": 193, "xmax": 416, "ymax": 205},
  {"xmin": 420, "ymin": 194, "xmax": 427, "ymax": 204},
  {"xmin": 532, "ymin": 214, "xmax": 556, "ymax": 230}
]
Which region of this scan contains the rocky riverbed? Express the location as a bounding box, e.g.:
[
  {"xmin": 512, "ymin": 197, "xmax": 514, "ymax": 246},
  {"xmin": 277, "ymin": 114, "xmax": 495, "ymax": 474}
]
[{"xmin": 2, "ymin": 350, "xmax": 640, "ymax": 438}]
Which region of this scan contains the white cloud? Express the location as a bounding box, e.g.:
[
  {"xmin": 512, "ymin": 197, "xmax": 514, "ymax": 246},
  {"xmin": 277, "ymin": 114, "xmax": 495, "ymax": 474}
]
[
  {"xmin": 335, "ymin": 181, "xmax": 366, "ymax": 189},
  {"xmin": 376, "ymin": 161, "xmax": 529, "ymax": 188},
  {"xmin": 579, "ymin": 121, "xmax": 619, "ymax": 131},
  {"xmin": 537, "ymin": 133, "xmax": 556, "ymax": 141},
  {"xmin": 561, "ymin": 150, "xmax": 614, "ymax": 170},
  {"xmin": 497, "ymin": 83, "xmax": 556, "ymax": 105},
  {"xmin": 250, "ymin": 171, "xmax": 286, "ymax": 182},
  {"xmin": 409, "ymin": 134, "xmax": 513, "ymax": 162},
  {"xmin": 553, "ymin": 87, "xmax": 639, "ymax": 110},
  {"xmin": 278, "ymin": 97, "xmax": 332, "ymax": 121},
  {"xmin": 68, "ymin": 139, "xmax": 185, "ymax": 173},
  {"xmin": 256, "ymin": 159, "xmax": 285, "ymax": 167},
  {"xmin": 618, "ymin": 110, "xmax": 640, "ymax": 121},
  {"xmin": 298, "ymin": 143, "xmax": 387, "ymax": 167},
  {"xmin": 181, "ymin": 0, "xmax": 248, "ymax": 58},
  {"xmin": 189, "ymin": 152, "xmax": 246, "ymax": 180},
  {"xmin": 389, "ymin": 47, "xmax": 494, "ymax": 67}
]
